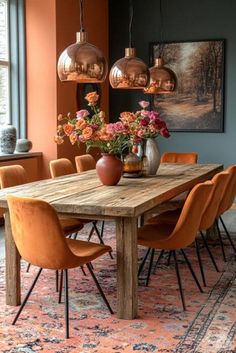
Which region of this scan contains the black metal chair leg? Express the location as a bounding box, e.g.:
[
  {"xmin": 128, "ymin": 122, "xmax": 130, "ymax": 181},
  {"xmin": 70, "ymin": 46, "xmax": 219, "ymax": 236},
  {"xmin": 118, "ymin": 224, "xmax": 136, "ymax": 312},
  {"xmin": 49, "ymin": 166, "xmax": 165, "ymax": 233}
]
[
  {"xmin": 195, "ymin": 239, "xmax": 206, "ymax": 287},
  {"xmin": 88, "ymin": 223, "xmax": 96, "ymax": 241},
  {"xmin": 153, "ymin": 249, "xmax": 165, "ymax": 273},
  {"xmin": 93, "ymin": 222, "xmax": 113, "ymax": 259},
  {"xmin": 80, "ymin": 265, "xmax": 86, "ymax": 276},
  {"xmin": 138, "ymin": 247, "xmax": 151, "ymax": 277},
  {"xmin": 180, "ymin": 249, "xmax": 203, "ymax": 293},
  {"xmin": 12, "ymin": 268, "xmax": 43, "ymax": 325},
  {"xmin": 26, "ymin": 263, "xmax": 31, "ymax": 272},
  {"xmin": 219, "ymin": 216, "xmax": 236, "ymax": 253},
  {"xmin": 86, "ymin": 263, "xmax": 114, "ymax": 314},
  {"xmin": 146, "ymin": 248, "xmax": 155, "ymax": 287},
  {"xmin": 64, "ymin": 269, "xmax": 69, "ymax": 339},
  {"xmin": 100, "ymin": 221, "xmax": 105, "ymax": 238},
  {"xmin": 166, "ymin": 251, "xmax": 172, "ymax": 266},
  {"xmin": 73, "ymin": 232, "xmax": 78, "ymax": 240},
  {"xmin": 173, "ymin": 251, "xmax": 186, "ymax": 311},
  {"xmin": 58, "ymin": 270, "xmax": 63, "ymax": 304},
  {"xmin": 215, "ymin": 219, "xmax": 227, "ymax": 262},
  {"xmin": 56, "ymin": 270, "xmax": 59, "ymax": 292},
  {"xmin": 200, "ymin": 231, "xmax": 219, "ymax": 272}
]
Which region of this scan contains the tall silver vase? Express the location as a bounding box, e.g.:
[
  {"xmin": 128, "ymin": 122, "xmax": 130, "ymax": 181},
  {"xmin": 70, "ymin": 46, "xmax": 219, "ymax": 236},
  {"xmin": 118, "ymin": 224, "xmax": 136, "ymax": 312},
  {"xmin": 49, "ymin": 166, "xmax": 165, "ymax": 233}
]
[
  {"xmin": 0, "ymin": 124, "xmax": 17, "ymax": 154},
  {"xmin": 143, "ymin": 138, "xmax": 161, "ymax": 175}
]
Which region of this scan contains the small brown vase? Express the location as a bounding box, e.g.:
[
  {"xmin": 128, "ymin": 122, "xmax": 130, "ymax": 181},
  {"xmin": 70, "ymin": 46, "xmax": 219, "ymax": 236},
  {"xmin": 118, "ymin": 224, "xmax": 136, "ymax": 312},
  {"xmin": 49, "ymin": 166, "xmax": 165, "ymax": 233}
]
[{"xmin": 96, "ymin": 154, "xmax": 123, "ymax": 186}]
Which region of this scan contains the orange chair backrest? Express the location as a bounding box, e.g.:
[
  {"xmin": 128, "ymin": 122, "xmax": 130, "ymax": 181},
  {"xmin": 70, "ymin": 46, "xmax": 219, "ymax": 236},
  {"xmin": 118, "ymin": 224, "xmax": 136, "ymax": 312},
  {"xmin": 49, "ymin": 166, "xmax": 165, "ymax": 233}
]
[
  {"xmin": 0, "ymin": 165, "xmax": 28, "ymax": 188},
  {"xmin": 7, "ymin": 195, "xmax": 80, "ymax": 269},
  {"xmin": 75, "ymin": 154, "xmax": 96, "ymax": 172},
  {"xmin": 0, "ymin": 165, "xmax": 28, "ymax": 218},
  {"xmin": 164, "ymin": 181, "xmax": 213, "ymax": 249},
  {"xmin": 49, "ymin": 158, "xmax": 75, "ymax": 178},
  {"xmin": 161, "ymin": 152, "xmax": 198, "ymax": 164},
  {"xmin": 200, "ymin": 171, "xmax": 230, "ymax": 230},
  {"xmin": 217, "ymin": 165, "xmax": 236, "ymax": 217}
]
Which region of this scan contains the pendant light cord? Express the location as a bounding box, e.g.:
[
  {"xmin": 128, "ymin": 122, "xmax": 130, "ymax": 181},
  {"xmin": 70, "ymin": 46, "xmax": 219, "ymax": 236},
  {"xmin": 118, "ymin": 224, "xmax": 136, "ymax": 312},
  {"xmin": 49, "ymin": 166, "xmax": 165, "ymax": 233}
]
[
  {"xmin": 129, "ymin": 0, "xmax": 133, "ymax": 48},
  {"xmin": 80, "ymin": 0, "xmax": 84, "ymax": 32},
  {"xmin": 159, "ymin": 0, "xmax": 164, "ymax": 57}
]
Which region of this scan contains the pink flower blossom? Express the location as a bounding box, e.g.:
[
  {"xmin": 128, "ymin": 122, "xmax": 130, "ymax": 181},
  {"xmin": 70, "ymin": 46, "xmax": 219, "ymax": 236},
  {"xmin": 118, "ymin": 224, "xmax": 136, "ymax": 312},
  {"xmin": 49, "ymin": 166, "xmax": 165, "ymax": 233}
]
[
  {"xmin": 76, "ymin": 109, "xmax": 89, "ymax": 119},
  {"xmin": 139, "ymin": 101, "xmax": 150, "ymax": 109}
]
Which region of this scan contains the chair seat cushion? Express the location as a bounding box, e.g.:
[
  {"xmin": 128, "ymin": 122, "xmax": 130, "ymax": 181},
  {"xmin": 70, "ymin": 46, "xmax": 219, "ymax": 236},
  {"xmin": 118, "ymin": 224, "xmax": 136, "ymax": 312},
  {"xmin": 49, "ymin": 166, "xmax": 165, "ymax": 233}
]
[
  {"xmin": 66, "ymin": 238, "xmax": 112, "ymax": 265},
  {"xmin": 138, "ymin": 223, "xmax": 176, "ymax": 249},
  {"xmin": 148, "ymin": 209, "xmax": 181, "ymax": 225},
  {"xmin": 59, "ymin": 217, "xmax": 84, "ymax": 235}
]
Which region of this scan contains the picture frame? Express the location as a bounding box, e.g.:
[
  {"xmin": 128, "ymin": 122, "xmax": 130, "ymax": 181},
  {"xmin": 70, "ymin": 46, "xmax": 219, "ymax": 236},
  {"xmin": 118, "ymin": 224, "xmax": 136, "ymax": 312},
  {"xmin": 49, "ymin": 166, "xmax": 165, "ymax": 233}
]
[{"xmin": 150, "ymin": 39, "xmax": 225, "ymax": 132}]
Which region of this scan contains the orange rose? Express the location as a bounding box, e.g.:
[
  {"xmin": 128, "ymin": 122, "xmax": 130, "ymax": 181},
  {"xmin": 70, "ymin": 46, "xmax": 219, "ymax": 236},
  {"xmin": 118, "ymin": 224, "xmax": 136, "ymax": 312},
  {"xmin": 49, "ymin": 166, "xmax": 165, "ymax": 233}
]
[
  {"xmin": 69, "ymin": 133, "xmax": 77, "ymax": 145},
  {"xmin": 120, "ymin": 112, "xmax": 136, "ymax": 122},
  {"xmin": 54, "ymin": 135, "xmax": 64, "ymax": 144},
  {"xmin": 76, "ymin": 119, "xmax": 87, "ymax": 130},
  {"xmin": 82, "ymin": 126, "xmax": 93, "ymax": 140},
  {"xmin": 85, "ymin": 91, "xmax": 99, "ymax": 106},
  {"xmin": 63, "ymin": 123, "xmax": 74, "ymax": 136}
]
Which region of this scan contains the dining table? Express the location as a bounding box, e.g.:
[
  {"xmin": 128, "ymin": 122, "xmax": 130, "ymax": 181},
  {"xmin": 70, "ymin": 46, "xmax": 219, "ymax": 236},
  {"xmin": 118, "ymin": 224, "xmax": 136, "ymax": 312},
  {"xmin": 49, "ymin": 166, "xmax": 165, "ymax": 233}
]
[{"xmin": 0, "ymin": 163, "xmax": 223, "ymax": 319}]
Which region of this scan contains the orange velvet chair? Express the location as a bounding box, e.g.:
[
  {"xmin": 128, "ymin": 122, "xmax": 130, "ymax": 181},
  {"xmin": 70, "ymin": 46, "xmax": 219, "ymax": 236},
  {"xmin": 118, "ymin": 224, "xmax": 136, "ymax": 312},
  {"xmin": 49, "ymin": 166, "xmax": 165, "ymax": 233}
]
[
  {"xmin": 7, "ymin": 195, "xmax": 113, "ymax": 338},
  {"xmin": 75, "ymin": 154, "xmax": 96, "ymax": 173},
  {"xmin": 161, "ymin": 152, "xmax": 198, "ymax": 164},
  {"xmin": 138, "ymin": 181, "xmax": 214, "ymax": 310},
  {"xmin": 49, "ymin": 158, "xmax": 113, "ymax": 258},
  {"xmin": 0, "ymin": 165, "xmax": 85, "ymax": 278},
  {"xmin": 147, "ymin": 170, "xmax": 231, "ymax": 286},
  {"xmin": 215, "ymin": 165, "xmax": 236, "ymax": 261}
]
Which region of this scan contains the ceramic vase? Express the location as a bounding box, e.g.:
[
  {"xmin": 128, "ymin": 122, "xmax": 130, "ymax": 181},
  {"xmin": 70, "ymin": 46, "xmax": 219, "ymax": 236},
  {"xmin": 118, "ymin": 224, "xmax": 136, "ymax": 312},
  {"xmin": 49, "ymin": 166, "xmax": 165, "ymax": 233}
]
[
  {"xmin": 96, "ymin": 154, "xmax": 123, "ymax": 186},
  {"xmin": 16, "ymin": 138, "xmax": 33, "ymax": 152},
  {"xmin": 143, "ymin": 138, "xmax": 161, "ymax": 176},
  {"xmin": 0, "ymin": 124, "xmax": 17, "ymax": 154}
]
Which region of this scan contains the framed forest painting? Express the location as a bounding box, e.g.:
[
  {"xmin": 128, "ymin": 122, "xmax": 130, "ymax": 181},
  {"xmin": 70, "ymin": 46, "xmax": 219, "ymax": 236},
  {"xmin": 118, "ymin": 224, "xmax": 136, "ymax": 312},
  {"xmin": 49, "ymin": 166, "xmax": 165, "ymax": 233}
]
[{"xmin": 150, "ymin": 39, "xmax": 225, "ymax": 132}]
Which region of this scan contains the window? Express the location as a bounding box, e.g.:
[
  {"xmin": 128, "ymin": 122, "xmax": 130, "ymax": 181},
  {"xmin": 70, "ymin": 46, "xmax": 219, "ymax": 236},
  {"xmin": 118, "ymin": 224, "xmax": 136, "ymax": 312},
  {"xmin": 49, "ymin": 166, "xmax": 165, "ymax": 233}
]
[
  {"xmin": 0, "ymin": 0, "xmax": 26, "ymax": 138},
  {"xmin": 0, "ymin": 0, "xmax": 9, "ymax": 125}
]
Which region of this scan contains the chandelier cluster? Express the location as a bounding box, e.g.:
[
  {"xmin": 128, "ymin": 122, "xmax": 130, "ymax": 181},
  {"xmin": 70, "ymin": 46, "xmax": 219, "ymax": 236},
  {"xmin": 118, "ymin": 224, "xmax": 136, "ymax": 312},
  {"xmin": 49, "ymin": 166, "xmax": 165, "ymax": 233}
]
[{"xmin": 57, "ymin": 0, "xmax": 177, "ymax": 94}]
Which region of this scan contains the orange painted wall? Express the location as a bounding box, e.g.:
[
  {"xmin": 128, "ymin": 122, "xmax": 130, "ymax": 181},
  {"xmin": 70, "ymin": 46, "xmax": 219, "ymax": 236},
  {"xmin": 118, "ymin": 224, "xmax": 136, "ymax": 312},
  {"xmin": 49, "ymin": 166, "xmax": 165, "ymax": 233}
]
[
  {"xmin": 25, "ymin": 0, "xmax": 57, "ymax": 179},
  {"xmin": 25, "ymin": 0, "xmax": 109, "ymax": 177}
]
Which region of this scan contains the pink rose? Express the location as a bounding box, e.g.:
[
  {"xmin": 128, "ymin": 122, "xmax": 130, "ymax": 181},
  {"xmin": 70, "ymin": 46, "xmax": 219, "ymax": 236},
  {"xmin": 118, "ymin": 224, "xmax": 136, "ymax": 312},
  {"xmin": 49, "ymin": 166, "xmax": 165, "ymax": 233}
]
[
  {"xmin": 139, "ymin": 101, "xmax": 150, "ymax": 109},
  {"xmin": 76, "ymin": 109, "xmax": 89, "ymax": 119}
]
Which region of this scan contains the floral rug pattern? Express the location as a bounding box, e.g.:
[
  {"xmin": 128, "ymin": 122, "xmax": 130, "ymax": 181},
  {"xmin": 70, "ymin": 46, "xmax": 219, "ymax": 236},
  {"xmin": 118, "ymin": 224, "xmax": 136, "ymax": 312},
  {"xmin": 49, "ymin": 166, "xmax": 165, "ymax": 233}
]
[{"xmin": 0, "ymin": 223, "xmax": 235, "ymax": 353}]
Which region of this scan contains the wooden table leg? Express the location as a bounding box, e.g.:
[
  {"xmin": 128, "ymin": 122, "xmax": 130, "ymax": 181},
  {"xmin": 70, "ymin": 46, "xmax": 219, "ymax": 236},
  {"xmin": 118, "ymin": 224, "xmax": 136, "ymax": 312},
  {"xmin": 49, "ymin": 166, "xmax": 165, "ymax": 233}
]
[
  {"xmin": 116, "ymin": 217, "xmax": 138, "ymax": 319},
  {"xmin": 5, "ymin": 211, "xmax": 21, "ymax": 306}
]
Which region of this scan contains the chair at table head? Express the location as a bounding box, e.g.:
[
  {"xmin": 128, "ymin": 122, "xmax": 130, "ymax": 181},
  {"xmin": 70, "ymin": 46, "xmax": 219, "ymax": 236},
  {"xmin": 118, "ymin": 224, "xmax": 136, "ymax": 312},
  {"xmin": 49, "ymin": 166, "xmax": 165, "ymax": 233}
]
[
  {"xmin": 0, "ymin": 165, "xmax": 28, "ymax": 188},
  {"xmin": 161, "ymin": 152, "xmax": 198, "ymax": 164},
  {"xmin": 49, "ymin": 158, "xmax": 75, "ymax": 178},
  {"xmin": 0, "ymin": 165, "xmax": 28, "ymax": 218},
  {"xmin": 75, "ymin": 154, "xmax": 96, "ymax": 173}
]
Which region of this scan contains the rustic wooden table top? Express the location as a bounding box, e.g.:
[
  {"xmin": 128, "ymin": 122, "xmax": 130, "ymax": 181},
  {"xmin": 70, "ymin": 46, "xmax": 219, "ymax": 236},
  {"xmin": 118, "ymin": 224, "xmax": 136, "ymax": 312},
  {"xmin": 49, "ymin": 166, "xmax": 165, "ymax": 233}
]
[{"xmin": 0, "ymin": 163, "xmax": 223, "ymax": 218}]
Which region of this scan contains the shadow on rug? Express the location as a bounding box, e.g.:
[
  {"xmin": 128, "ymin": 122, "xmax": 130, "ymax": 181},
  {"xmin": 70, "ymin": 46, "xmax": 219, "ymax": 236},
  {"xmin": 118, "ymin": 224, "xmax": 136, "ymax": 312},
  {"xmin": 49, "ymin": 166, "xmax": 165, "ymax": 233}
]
[{"xmin": 0, "ymin": 223, "xmax": 235, "ymax": 353}]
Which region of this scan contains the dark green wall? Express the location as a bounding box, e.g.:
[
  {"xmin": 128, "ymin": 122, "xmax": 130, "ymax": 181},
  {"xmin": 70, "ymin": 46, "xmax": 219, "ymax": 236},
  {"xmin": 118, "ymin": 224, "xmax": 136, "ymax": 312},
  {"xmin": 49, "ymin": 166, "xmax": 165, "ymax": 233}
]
[{"xmin": 109, "ymin": 0, "xmax": 236, "ymax": 166}]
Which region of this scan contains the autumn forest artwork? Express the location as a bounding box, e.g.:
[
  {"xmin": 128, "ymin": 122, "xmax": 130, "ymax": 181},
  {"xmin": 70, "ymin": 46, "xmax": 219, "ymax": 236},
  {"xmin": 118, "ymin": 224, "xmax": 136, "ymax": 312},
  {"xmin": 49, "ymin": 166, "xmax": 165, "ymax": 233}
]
[{"xmin": 152, "ymin": 40, "xmax": 225, "ymax": 132}]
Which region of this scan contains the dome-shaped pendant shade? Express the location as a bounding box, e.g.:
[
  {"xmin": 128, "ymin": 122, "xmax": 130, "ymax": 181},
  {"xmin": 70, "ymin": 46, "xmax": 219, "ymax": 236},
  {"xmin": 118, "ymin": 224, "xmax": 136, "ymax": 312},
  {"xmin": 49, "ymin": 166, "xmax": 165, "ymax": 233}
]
[
  {"xmin": 109, "ymin": 48, "xmax": 149, "ymax": 89},
  {"xmin": 57, "ymin": 32, "xmax": 108, "ymax": 83},
  {"xmin": 144, "ymin": 58, "xmax": 177, "ymax": 94}
]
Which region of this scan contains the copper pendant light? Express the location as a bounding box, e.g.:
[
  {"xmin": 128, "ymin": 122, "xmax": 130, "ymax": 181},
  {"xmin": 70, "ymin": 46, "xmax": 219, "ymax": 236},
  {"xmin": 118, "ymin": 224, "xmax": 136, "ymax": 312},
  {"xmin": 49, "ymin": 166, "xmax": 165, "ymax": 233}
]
[
  {"xmin": 57, "ymin": 0, "xmax": 107, "ymax": 83},
  {"xmin": 109, "ymin": 0, "xmax": 149, "ymax": 89},
  {"xmin": 144, "ymin": 0, "xmax": 177, "ymax": 94},
  {"xmin": 144, "ymin": 58, "xmax": 177, "ymax": 94}
]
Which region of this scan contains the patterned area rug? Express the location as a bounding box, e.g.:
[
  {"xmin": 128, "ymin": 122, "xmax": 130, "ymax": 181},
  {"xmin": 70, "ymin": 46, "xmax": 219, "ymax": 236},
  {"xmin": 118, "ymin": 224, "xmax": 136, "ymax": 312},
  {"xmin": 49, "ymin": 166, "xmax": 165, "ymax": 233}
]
[{"xmin": 0, "ymin": 223, "xmax": 235, "ymax": 353}]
